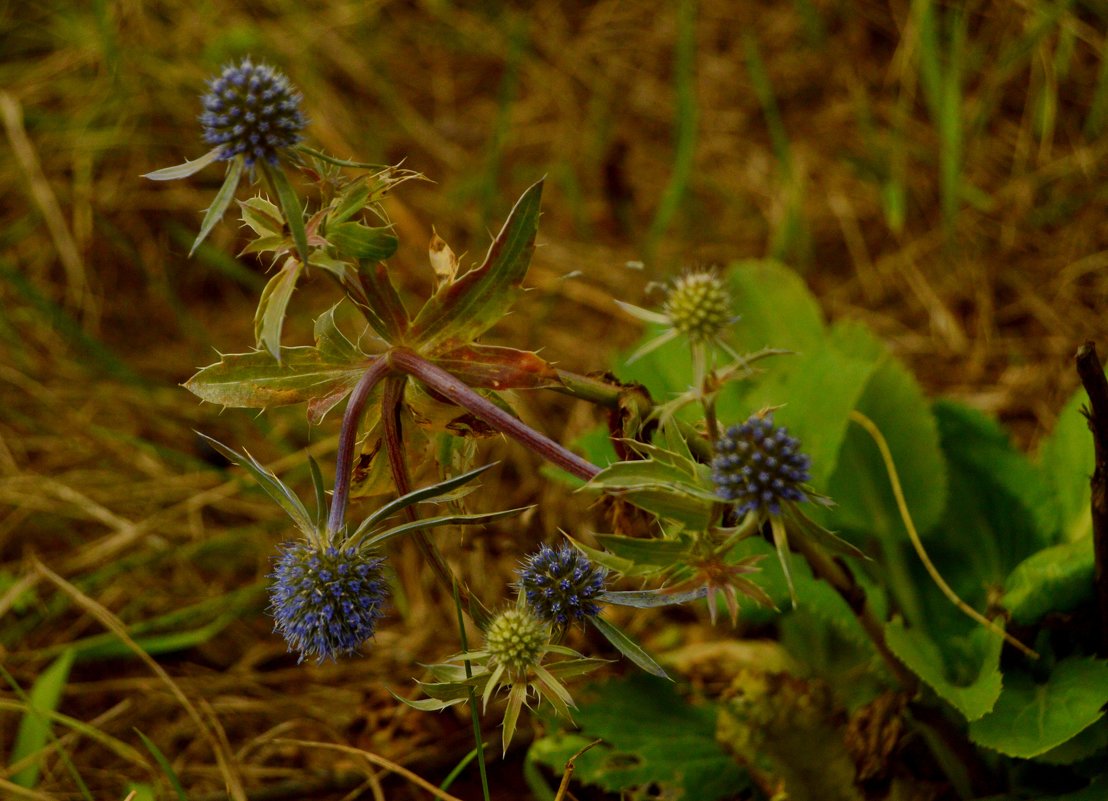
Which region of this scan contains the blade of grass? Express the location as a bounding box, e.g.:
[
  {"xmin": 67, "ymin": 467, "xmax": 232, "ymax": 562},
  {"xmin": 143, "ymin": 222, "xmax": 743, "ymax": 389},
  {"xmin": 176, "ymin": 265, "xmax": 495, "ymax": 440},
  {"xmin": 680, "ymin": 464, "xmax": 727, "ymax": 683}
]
[
  {"xmin": 134, "ymin": 730, "xmax": 188, "ymax": 801},
  {"xmin": 1085, "ymin": 35, "xmax": 1108, "ymax": 140},
  {"xmin": 6, "ymin": 649, "xmax": 76, "ymax": 789},
  {"xmin": 645, "ymin": 0, "xmax": 697, "ymax": 259}
]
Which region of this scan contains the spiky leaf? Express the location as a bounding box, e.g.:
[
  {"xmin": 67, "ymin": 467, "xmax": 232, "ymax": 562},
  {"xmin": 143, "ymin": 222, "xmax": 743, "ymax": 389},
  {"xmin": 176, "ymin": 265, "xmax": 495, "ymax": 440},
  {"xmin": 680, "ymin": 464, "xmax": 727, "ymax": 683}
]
[
  {"xmin": 409, "ymin": 179, "xmax": 543, "ymax": 352},
  {"xmin": 431, "ymin": 344, "xmax": 561, "ymax": 390}
]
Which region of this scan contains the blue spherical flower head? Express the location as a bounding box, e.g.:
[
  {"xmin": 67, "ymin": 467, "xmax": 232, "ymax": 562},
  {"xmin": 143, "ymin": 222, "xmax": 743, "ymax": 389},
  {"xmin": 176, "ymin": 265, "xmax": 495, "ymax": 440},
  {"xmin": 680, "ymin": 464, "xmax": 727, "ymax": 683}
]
[
  {"xmin": 712, "ymin": 414, "xmax": 812, "ymax": 516},
  {"xmin": 269, "ymin": 540, "xmax": 387, "ymax": 663},
  {"xmin": 200, "ymin": 58, "xmax": 307, "ymax": 166},
  {"xmin": 518, "ymin": 543, "xmax": 608, "ymax": 627}
]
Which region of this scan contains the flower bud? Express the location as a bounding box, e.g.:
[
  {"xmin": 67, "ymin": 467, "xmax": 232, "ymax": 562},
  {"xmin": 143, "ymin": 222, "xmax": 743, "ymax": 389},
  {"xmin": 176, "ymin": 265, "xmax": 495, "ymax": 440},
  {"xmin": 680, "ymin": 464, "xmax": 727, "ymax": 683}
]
[
  {"xmin": 485, "ymin": 607, "xmax": 549, "ymax": 675},
  {"xmin": 663, "ymin": 271, "xmax": 732, "ymax": 342}
]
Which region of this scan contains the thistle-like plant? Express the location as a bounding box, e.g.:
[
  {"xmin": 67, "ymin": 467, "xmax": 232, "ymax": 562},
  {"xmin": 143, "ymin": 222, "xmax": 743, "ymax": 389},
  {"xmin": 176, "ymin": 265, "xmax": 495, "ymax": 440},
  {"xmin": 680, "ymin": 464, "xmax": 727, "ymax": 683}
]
[{"xmin": 397, "ymin": 600, "xmax": 608, "ymax": 754}]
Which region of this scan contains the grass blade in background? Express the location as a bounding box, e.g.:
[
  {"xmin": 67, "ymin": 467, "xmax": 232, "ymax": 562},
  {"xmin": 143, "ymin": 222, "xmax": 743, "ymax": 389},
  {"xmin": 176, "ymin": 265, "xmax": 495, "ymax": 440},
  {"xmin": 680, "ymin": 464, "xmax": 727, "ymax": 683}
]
[
  {"xmin": 7, "ymin": 649, "xmax": 76, "ymax": 788},
  {"xmin": 135, "ymin": 729, "xmax": 189, "ymax": 801},
  {"xmin": 645, "ymin": 0, "xmax": 698, "ymax": 260}
]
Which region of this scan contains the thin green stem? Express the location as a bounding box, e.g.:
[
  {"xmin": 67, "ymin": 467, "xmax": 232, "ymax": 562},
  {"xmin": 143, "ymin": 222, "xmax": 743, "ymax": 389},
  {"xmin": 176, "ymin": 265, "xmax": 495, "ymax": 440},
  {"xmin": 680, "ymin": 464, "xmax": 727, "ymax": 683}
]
[{"xmin": 453, "ymin": 581, "xmax": 491, "ymax": 801}]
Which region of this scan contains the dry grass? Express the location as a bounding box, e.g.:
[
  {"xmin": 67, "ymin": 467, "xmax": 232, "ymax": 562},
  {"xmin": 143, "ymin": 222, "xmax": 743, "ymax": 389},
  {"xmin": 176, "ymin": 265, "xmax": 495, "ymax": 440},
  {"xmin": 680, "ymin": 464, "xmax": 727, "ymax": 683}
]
[{"xmin": 1, "ymin": 0, "xmax": 1107, "ymax": 798}]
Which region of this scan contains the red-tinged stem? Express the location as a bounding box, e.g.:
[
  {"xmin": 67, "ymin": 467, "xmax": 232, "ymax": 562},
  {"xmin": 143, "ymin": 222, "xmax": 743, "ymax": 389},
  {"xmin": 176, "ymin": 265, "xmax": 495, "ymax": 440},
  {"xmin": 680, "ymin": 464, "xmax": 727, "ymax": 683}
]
[
  {"xmin": 381, "ymin": 375, "xmax": 492, "ymax": 628},
  {"xmin": 327, "ymin": 357, "xmax": 393, "ymax": 535},
  {"xmin": 390, "ymin": 348, "xmax": 601, "ymax": 482}
]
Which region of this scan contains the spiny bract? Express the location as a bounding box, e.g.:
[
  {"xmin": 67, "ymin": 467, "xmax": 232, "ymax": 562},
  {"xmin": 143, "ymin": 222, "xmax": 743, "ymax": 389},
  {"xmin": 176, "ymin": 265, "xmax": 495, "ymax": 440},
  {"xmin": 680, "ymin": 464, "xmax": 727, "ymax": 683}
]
[
  {"xmin": 269, "ymin": 540, "xmax": 386, "ymax": 663},
  {"xmin": 517, "ymin": 543, "xmax": 608, "ymax": 626},
  {"xmin": 711, "ymin": 414, "xmax": 811, "ymax": 516},
  {"xmin": 200, "ymin": 58, "xmax": 307, "ymax": 166}
]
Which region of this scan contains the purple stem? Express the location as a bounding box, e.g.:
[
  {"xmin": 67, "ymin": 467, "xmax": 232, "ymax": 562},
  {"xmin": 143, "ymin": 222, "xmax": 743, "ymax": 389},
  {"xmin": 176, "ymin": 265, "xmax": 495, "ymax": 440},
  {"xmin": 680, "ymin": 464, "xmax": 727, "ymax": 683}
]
[
  {"xmin": 389, "ymin": 348, "xmax": 601, "ymax": 482},
  {"xmin": 327, "ymin": 357, "xmax": 392, "ymax": 535}
]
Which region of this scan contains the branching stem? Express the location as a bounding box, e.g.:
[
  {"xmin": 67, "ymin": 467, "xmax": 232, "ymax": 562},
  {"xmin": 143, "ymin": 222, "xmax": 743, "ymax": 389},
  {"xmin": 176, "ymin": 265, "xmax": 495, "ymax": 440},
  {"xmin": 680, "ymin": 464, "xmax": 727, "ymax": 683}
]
[
  {"xmin": 381, "ymin": 375, "xmax": 492, "ymax": 628},
  {"xmin": 327, "ymin": 357, "xmax": 391, "ymax": 535},
  {"xmin": 391, "ymin": 349, "xmax": 600, "ymax": 482}
]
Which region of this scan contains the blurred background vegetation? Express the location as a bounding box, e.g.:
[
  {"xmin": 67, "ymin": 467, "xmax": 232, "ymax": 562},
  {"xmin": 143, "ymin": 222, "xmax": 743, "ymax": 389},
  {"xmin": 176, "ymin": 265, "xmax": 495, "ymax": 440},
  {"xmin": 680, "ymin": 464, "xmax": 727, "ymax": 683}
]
[{"xmin": 2, "ymin": 1, "xmax": 1107, "ymax": 798}]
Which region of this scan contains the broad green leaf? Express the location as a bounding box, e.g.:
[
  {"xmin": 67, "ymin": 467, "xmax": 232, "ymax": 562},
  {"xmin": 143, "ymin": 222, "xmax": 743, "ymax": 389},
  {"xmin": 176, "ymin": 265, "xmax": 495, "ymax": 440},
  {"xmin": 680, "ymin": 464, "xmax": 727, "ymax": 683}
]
[
  {"xmin": 261, "ymin": 160, "xmax": 309, "ymax": 268},
  {"xmin": 969, "ymin": 657, "xmax": 1108, "ymax": 758},
  {"xmin": 186, "ymin": 348, "xmax": 374, "ymax": 410},
  {"xmin": 727, "ymin": 332, "xmax": 879, "ymax": 488},
  {"xmin": 1038, "ymin": 386, "xmax": 1094, "ymax": 542},
  {"xmin": 1034, "ymin": 719, "xmax": 1108, "ymax": 766},
  {"xmin": 409, "ymin": 179, "xmax": 543, "ymax": 352},
  {"xmin": 528, "ymin": 675, "xmax": 748, "ymax": 801},
  {"xmin": 920, "ymin": 402, "xmax": 1056, "ymax": 623},
  {"xmin": 9, "ymin": 648, "xmax": 75, "ymax": 788},
  {"xmin": 431, "ymin": 344, "xmax": 562, "ymax": 391},
  {"xmin": 884, "ymin": 617, "xmax": 1003, "ymax": 721},
  {"xmin": 142, "ymin": 147, "xmax": 220, "ymax": 181},
  {"xmin": 825, "ymin": 323, "xmax": 947, "ymax": 539},
  {"xmin": 346, "ymin": 260, "xmax": 410, "ymax": 341},
  {"xmin": 727, "ymin": 259, "xmax": 825, "ymax": 354},
  {"xmin": 254, "ymin": 257, "xmax": 303, "ymax": 360},
  {"xmin": 589, "ymin": 616, "xmax": 669, "ymax": 678},
  {"xmin": 190, "ymin": 156, "xmax": 245, "ymax": 256},
  {"xmin": 1002, "ymin": 538, "xmax": 1095, "ymax": 625},
  {"xmin": 328, "ymin": 221, "xmax": 398, "ymax": 261},
  {"xmin": 936, "ymin": 401, "xmax": 1058, "ymax": 545},
  {"xmin": 124, "ymin": 784, "xmax": 156, "ymax": 801}
]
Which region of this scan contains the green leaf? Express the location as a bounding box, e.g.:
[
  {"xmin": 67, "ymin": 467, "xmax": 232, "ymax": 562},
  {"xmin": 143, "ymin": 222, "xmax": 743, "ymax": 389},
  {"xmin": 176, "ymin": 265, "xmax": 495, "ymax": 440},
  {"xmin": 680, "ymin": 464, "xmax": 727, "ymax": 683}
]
[
  {"xmin": 328, "ymin": 222, "xmax": 398, "ymax": 261},
  {"xmin": 1002, "ymin": 538, "xmax": 1095, "ymax": 625},
  {"xmin": 134, "ymin": 729, "xmax": 188, "ymax": 801},
  {"xmin": 9, "ymin": 648, "xmax": 75, "ymax": 788},
  {"xmin": 330, "ymin": 178, "xmax": 371, "ymax": 224},
  {"xmin": 586, "ymin": 459, "xmax": 717, "ymax": 529},
  {"xmin": 185, "ymin": 348, "xmax": 373, "ymax": 411},
  {"xmin": 409, "ymin": 179, "xmax": 543, "ymax": 352},
  {"xmin": 254, "ymin": 257, "xmax": 303, "ymax": 360},
  {"xmin": 884, "ymin": 617, "xmax": 1003, "ymax": 721},
  {"xmin": 196, "ymin": 434, "xmax": 313, "ymax": 533},
  {"xmin": 190, "ymin": 156, "xmax": 245, "ymax": 256},
  {"xmin": 600, "ymin": 587, "xmax": 709, "ymax": 608},
  {"xmin": 1038, "ymin": 386, "xmax": 1093, "ymax": 542},
  {"xmin": 969, "ymin": 657, "xmax": 1108, "ymax": 759},
  {"xmin": 431, "ymin": 345, "xmax": 562, "ymax": 391},
  {"xmin": 825, "ymin": 323, "xmax": 947, "ymax": 538},
  {"xmin": 346, "ymin": 260, "xmax": 410, "ymax": 341},
  {"xmin": 313, "ymin": 304, "xmax": 359, "ymax": 363},
  {"xmin": 528, "ymin": 675, "xmax": 748, "ymax": 801},
  {"xmin": 929, "ymin": 401, "xmax": 1056, "ymax": 598},
  {"xmin": 594, "ymin": 534, "xmax": 693, "ymax": 567},
  {"xmin": 357, "ymin": 507, "xmax": 529, "ymax": 548},
  {"xmin": 725, "ymin": 330, "xmax": 879, "ymax": 488},
  {"xmin": 589, "ymin": 616, "xmax": 669, "ymax": 679},
  {"xmin": 239, "ymin": 196, "xmax": 284, "ymax": 238},
  {"xmin": 142, "ymin": 147, "xmax": 221, "ymax": 181},
  {"xmin": 352, "ymin": 463, "xmax": 496, "ymax": 535},
  {"xmin": 261, "ymin": 160, "xmax": 309, "ymax": 267},
  {"xmin": 727, "ymin": 259, "xmax": 825, "ymax": 354}
]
